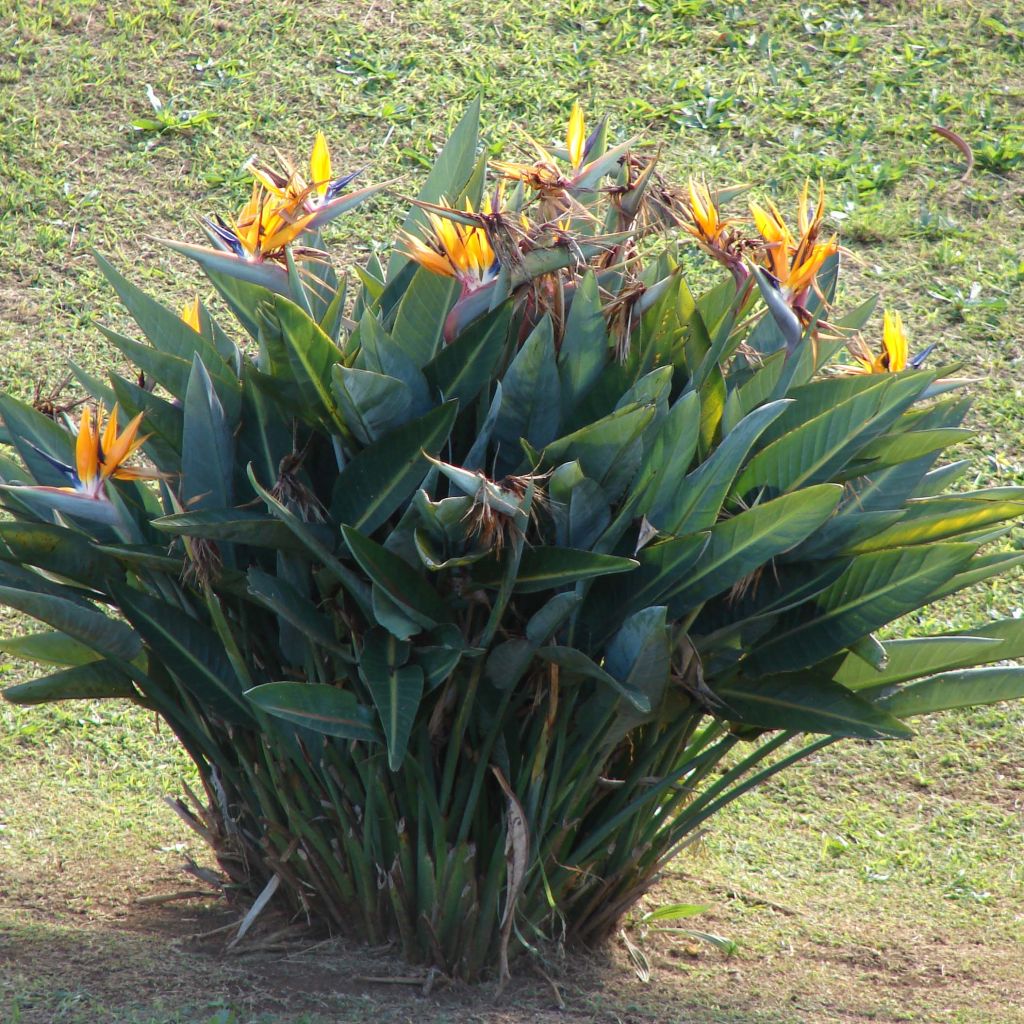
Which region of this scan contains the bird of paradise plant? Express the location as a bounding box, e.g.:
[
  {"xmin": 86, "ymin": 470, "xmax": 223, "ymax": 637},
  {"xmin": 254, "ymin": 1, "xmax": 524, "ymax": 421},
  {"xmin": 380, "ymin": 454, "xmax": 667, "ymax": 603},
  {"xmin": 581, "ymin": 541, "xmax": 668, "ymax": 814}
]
[{"xmin": 3, "ymin": 100, "xmax": 1023, "ymax": 989}]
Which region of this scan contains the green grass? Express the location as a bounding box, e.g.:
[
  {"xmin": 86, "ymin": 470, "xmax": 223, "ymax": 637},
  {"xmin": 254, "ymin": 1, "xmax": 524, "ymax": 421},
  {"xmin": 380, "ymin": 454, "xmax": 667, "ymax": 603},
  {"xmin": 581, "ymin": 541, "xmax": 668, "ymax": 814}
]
[{"xmin": 2, "ymin": 0, "xmax": 1024, "ymax": 1021}]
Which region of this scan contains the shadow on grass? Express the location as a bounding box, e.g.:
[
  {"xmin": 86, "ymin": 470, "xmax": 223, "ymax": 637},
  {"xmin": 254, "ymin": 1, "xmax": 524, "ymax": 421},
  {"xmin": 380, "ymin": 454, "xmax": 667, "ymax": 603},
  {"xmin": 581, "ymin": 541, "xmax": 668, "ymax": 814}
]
[{"xmin": 0, "ymin": 902, "xmax": 810, "ymax": 1024}]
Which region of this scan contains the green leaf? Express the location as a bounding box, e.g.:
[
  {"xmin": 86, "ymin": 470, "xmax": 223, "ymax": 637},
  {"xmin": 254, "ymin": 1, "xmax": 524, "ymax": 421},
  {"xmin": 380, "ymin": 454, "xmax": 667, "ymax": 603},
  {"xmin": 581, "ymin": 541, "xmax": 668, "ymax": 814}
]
[
  {"xmin": 715, "ymin": 672, "xmax": 913, "ymax": 738},
  {"xmin": 0, "ymin": 585, "xmax": 141, "ymax": 663},
  {"xmin": 835, "ymin": 619, "xmax": 1024, "ymax": 690},
  {"xmin": 536, "ymin": 645, "xmax": 651, "ymax": 713},
  {"xmin": 152, "ymin": 508, "xmax": 314, "ymax": 552},
  {"xmin": 843, "ymin": 494, "xmax": 1024, "ymax": 553},
  {"xmin": 637, "ymin": 391, "xmax": 701, "ymax": 522},
  {"xmin": 844, "ymin": 428, "xmax": 972, "ymax": 475},
  {"xmin": 874, "ymin": 667, "xmax": 1024, "ymax": 718},
  {"xmin": 423, "ymin": 300, "xmax": 512, "ymax": 407},
  {"xmin": 246, "ymin": 682, "xmax": 379, "ymax": 742},
  {"xmin": 526, "ymin": 592, "xmax": 582, "ymax": 645},
  {"xmin": 342, "ymin": 525, "xmax": 452, "ymax": 631},
  {"xmin": 604, "ymin": 606, "xmax": 671, "ymax": 716},
  {"xmin": 247, "ymin": 569, "xmax": 351, "ymax": 657},
  {"xmin": 0, "ymin": 393, "xmax": 76, "ymax": 488},
  {"xmin": 541, "ymin": 403, "xmax": 657, "ymax": 499},
  {"xmin": 749, "ymin": 544, "xmax": 978, "ymax": 674},
  {"xmin": 353, "ymin": 309, "xmax": 432, "ymax": 406},
  {"xmin": 98, "ymin": 326, "xmax": 192, "ymax": 400},
  {"xmin": 583, "ymin": 533, "xmax": 708, "ymax": 643},
  {"xmin": 0, "ymin": 631, "xmax": 102, "ymax": 667},
  {"xmin": 664, "ymin": 399, "xmax": 790, "ymax": 535},
  {"xmin": 669, "ymin": 484, "xmax": 843, "ymax": 611},
  {"xmin": 0, "ymin": 522, "xmax": 118, "ymax": 586},
  {"xmin": 472, "ymin": 547, "xmax": 638, "ymax": 594},
  {"xmin": 112, "ymin": 583, "xmax": 251, "ymax": 723},
  {"xmin": 93, "ymin": 251, "xmax": 238, "ymax": 385},
  {"xmin": 358, "ymin": 628, "xmax": 424, "ymax": 769},
  {"xmin": 269, "ymin": 296, "xmax": 349, "ymax": 436},
  {"xmin": 332, "ymin": 401, "xmax": 458, "ymax": 535},
  {"xmin": 3, "ymin": 661, "xmax": 136, "ymax": 704},
  {"xmin": 642, "ymin": 903, "xmax": 711, "ymax": 923},
  {"xmin": 736, "ymin": 372, "xmax": 934, "ymax": 496},
  {"xmin": 559, "ymin": 272, "xmax": 610, "ymax": 414},
  {"xmin": 183, "ymin": 356, "xmax": 235, "ymax": 513},
  {"xmin": 493, "ymin": 315, "xmax": 561, "ymax": 470},
  {"xmin": 390, "ymin": 268, "xmax": 459, "ymax": 365},
  {"xmin": 332, "ymin": 366, "xmax": 414, "ymax": 446}
]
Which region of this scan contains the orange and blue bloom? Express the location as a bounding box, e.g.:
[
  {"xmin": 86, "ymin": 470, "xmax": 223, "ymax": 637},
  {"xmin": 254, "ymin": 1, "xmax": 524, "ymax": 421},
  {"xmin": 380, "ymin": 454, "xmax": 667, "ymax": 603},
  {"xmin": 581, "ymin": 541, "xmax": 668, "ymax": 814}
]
[{"xmin": 25, "ymin": 405, "xmax": 161, "ymax": 507}]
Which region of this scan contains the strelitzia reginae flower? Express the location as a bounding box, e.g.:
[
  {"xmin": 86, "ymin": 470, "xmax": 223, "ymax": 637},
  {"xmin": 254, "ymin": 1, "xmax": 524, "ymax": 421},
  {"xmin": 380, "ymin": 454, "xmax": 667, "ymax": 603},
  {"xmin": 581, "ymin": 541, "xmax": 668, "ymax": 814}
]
[
  {"xmin": 189, "ymin": 133, "xmax": 375, "ymax": 281},
  {"xmin": 249, "ymin": 131, "xmax": 363, "ymax": 208},
  {"xmin": 682, "ymin": 179, "xmax": 750, "ymax": 286},
  {"xmin": 6, "ymin": 405, "xmax": 163, "ymax": 524},
  {"xmin": 846, "ymin": 310, "xmax": 935, "ymax": 374},
  {"xmin": 45, "ymin": 405, "xmax": 159, "ymax": 496},
  {"xmin": 403, "ymin": 196, "xmax": 500, "ymax": 293},
  {"xmin": 750, "ymin": 180, "xmax": 838, "ymax": 307},
  {"xmin": 492, "ymin": 102, "xmax": 597, "ymax": 190}
]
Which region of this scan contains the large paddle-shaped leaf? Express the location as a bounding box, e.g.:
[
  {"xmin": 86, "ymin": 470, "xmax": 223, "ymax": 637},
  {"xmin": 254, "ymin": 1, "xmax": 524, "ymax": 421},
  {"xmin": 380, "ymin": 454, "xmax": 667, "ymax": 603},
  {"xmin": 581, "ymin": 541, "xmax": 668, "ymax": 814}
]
[
  {"xmin": 836, "ymin": 618, "xmax": 1024, "ymax": 690},
  {"xmin": 358, "ymin": 627, "xmax": 424, "ymax": 769},
  {"xmin": 3, "ymin": 661, "xmax": 136, "ymax": 704},
  {"xmin": 668, "ymin": 484, "xmax": 843, "ymax": 612},
  {"xmin": 342, "ymin": 525, "xmax": 452, "ymax": 631},
  {"xmin": 873, "ymin": 667, "xmax": 1024, "ymax": 717},
  {"xmin": 246, "ymin": 682, "xmax": 379, "ymax": 742},
  {"xmin": 749, "ymin": 543, "xmax": 978, "ymax": 674},
  {"xmin": 715, "ymin": 672, "xmax": 912, "ymax": 739},
  {"xmin": 331, "ymin": 401, "xmax": 458, "ymax": 534},
  {"xmin": 0, "ymin": 585, "xmax": 141, "ymax": 663}
]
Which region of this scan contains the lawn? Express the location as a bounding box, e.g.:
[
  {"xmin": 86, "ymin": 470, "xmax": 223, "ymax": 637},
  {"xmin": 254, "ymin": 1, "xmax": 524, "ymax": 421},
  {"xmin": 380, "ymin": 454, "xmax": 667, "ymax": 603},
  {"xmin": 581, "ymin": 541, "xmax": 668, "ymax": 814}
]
[{"xmin": 1, "ymin": 0, "xmax": 1023, "ymax": 1021}]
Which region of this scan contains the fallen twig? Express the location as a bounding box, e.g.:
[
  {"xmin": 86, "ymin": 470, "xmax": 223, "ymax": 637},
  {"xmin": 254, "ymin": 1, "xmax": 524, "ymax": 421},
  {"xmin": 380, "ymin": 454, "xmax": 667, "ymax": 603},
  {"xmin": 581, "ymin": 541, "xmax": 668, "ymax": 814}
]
[
  {"xmin": 931, "ymin": 124, "xmax": 974, "ymax": 180},
  {"xmin": 135, "ymin": 889, "xmax": 216, "ymax": 906}
]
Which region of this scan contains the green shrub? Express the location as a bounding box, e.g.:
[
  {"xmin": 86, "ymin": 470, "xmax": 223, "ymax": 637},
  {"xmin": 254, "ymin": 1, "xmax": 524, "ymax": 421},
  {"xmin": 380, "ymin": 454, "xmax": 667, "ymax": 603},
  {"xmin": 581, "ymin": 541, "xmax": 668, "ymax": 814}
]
[{"xmin": 2, "ymin": 101, "xmax": 1023, "ymax": 981}]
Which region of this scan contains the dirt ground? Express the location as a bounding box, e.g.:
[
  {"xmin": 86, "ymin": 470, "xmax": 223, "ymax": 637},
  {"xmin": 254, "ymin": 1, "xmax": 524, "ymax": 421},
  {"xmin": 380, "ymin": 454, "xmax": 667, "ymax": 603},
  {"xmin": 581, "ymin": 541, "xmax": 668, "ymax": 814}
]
[{"xmin": 3, "ymin": 824, "xmax": 1023, "ymax": 1024}]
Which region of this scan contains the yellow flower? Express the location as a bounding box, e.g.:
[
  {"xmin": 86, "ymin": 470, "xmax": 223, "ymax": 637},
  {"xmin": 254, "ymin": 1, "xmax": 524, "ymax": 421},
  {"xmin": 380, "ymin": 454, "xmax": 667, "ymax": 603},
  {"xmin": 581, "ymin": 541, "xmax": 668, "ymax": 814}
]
[
  {"xmin": 309, "ymin": 130, "xmax": 332, "ymax": 197},
  {"xmin": 566, "ymin": 101, "xmax": 586, "ymax": 170},
  {"xmin": 249, "ymin": 132, "xmax": 361, "ymax": 208},
  {"xmin": 403, "ymin": 198, "xmax": 499, "ymax": 292},
  {"xmin": 683, "ymin": 179, "xmax": 743, "ymax": 250},
  {"xmin": 228, "ymin": 183, "xmax": 318, "ymax": 259},
  {"xmin": 751, "ymin": 181, "xmax": 837, "ymax": 302},
  {"xmin": 181, "ymin": 296, "xmax": 201, "ymax": 332},
  {"xmin": 493, "ymin": 103, "xmax": 592, "ymax": 188},
  {"xmin": 851, "ymin": 310, "xmax": 910, "ymax": 373},
  {"xmin": 23, "ymin": 405, "xmax": 160, "ymax": 510}
]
